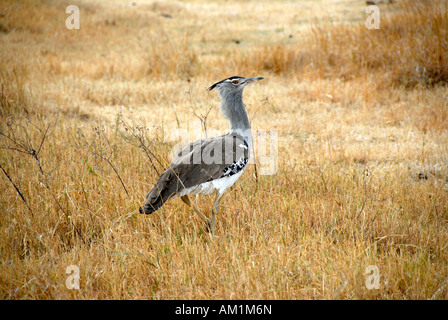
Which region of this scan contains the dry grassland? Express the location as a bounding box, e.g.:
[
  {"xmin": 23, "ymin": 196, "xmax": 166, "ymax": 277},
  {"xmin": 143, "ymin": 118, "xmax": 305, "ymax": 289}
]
[{"xmin": 0, "ymin": 0, "xmax": 447, "ymax": 299}]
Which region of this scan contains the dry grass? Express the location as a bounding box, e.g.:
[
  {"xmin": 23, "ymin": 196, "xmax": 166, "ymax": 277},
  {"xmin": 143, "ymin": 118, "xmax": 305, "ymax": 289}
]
[
  {"xmin": 235, "ymin": 0, "xmax": 448, "ymax": 89},
  {"xmin": 0, "ymin": 0, "xmax": 447, "ymax": 300}
]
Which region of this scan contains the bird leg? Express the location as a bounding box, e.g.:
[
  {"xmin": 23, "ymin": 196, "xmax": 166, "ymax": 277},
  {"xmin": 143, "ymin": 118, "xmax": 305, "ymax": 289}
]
[
  {"xmin": 181, "ymin": 195, "xmax": 212, "ymax": 231},
  {"xmin": 211, "ymin": 193, "xmax": 221, "ymax": 233}
]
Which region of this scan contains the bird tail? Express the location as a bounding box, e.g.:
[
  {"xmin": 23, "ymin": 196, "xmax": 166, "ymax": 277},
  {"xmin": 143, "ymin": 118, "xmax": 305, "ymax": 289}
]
[
  {"xmin": 139, "ymin": 183, "xmax": 168, "ymax": 215},
  {"xmin": 139, "ymin": 167, "xmax": 180, "ymax": 214},
  {"xmin": 139, "ymin": 194, "xmax": 163, "ymax": 214}
]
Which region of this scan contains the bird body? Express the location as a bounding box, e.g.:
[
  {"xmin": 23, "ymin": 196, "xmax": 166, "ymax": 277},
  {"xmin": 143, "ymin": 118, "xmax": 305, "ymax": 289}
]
[
  {"xmin": 140, "ymin": 131, "xmax": 249, "ymax": 214},
  {"xmin": 179, "ymin": 168, "xmax": 245, "ymax": 197},
  {"xmin": 139, "ymin": 76, "xmax": 263, "ymax": 231}
]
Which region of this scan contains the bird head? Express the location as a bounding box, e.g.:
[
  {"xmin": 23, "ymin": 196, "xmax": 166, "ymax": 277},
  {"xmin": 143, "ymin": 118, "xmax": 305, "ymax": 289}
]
[{"xmin": 208, "ymin": 76, "xmax": 263, "ymax": 97}]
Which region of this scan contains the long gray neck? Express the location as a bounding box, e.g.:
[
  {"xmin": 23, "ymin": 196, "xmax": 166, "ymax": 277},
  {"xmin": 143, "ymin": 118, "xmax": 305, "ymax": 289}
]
[{"xmin": 220, "ymin": 90, "xmax": 251, "ymax": 143}]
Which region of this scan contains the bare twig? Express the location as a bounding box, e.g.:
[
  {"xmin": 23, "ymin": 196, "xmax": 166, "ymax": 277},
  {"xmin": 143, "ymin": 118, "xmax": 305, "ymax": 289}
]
[
  {"xmin": 78, "ymin": 126, "xmax": 129, "ymax": 196},
  {"xmin": 192, "ymin": 106, "xmax": 213, "ymax": 138},
  {"xmin": 188, "ymin": 89, "xmax": 213, "ymax": 138},
  {"xmin": 249, "ymin": 97, "xmax": 269, "ymax": 191},
  {"xmin": 0, "ymin": 118, "xmax": 86, "ymax": 244},
  {"xmin": 250, "ymin": 97, "xmax": 269, "ymax": 126},
  {"xmin": 356, "ymin": 168, "xmax": 372, "ymax": 219},
  {"xmin": 119, "ymin": 118, "xmax": 163, "ymax": 176},
  {"xmin": 0, "ymin": 162, "xmax": 33, "ymax": 215}
]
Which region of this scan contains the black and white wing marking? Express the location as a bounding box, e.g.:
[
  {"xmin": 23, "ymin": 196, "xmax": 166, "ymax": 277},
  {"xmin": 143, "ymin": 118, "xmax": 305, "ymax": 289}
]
[{"xmin": 218, "ymin": 139, "xmax": 249, "ymax": 179}]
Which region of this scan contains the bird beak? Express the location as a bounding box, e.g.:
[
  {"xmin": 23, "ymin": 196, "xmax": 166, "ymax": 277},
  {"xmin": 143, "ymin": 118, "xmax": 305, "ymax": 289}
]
[{"xmin": 245, "ymin": 77, "xmax": 264, "ymax": 84}]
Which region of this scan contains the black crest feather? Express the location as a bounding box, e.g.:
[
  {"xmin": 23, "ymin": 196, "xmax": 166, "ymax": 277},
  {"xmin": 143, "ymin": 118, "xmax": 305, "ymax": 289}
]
[{"xmin": 208, "ymin": 76, "xmax": 243, "ymax": 91}]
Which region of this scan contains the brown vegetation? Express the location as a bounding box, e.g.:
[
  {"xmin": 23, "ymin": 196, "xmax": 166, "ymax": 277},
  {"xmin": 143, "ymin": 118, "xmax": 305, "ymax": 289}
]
[{"xmin": 0, "ymin": 0, "xmax": 447, "ymax": 299}]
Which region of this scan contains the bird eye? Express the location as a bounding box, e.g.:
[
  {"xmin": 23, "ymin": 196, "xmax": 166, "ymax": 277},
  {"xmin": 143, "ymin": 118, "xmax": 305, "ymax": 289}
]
[{"xmin": 232, "ymin": 80, "xmax": 238, "ymax": 84}]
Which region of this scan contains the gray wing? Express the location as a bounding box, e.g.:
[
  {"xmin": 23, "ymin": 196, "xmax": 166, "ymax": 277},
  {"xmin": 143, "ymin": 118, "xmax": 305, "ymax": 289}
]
[{"xmin": 140, "ymin": 133, "xmax": 249, "ymax": 213}]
